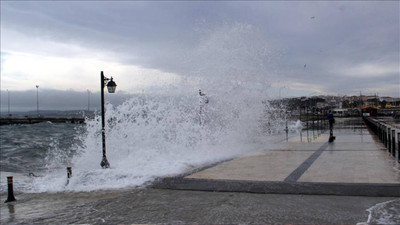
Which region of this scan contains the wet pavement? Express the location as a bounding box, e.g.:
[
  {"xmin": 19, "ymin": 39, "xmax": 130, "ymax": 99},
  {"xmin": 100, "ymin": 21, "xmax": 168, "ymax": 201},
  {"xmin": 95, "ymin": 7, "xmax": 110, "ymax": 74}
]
[
  {"xmin": 156, "ymin": 118, "xmax": 400, "ymax": 196},
  {"xmin": 1, "ymin": 188, "xmax": 398, "ymax": 224}
]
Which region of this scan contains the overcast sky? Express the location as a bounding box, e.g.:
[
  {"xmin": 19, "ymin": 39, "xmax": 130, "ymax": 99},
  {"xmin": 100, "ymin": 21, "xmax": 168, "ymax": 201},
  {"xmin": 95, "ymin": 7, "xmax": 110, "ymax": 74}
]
[{"xmin": 1, "ymin": 1, "xmax": 399, "ymax": 111}]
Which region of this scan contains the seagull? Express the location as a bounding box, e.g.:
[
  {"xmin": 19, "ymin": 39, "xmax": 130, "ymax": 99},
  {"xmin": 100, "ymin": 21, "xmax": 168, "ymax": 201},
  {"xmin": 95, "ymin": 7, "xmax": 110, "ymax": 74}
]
[{"xmin": 199, "ymin": 89, "xmax": 205, "ymax": 96}]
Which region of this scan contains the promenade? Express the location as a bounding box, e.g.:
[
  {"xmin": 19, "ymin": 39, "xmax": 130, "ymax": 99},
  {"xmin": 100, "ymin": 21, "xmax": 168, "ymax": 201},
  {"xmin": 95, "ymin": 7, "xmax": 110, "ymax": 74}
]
[{"xmin": 155, "ymin": 117, "xmax": 400, "ymax": 196}]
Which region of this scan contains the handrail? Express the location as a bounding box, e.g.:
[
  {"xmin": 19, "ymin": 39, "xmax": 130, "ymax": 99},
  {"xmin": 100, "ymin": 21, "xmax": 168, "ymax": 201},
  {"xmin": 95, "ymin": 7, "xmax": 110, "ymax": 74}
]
[{"xmin": 363, "ymin": 116, "xmax": 399, "ymax": 162}]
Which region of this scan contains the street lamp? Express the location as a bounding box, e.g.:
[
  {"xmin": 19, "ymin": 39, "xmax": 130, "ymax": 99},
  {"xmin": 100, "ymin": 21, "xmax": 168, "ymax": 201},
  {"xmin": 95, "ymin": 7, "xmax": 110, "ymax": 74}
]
[
  {"xmin": 100, "ymin": 71, "xmax": 117, "ymax": 168},
  {"xmin": 36, "ymin": 85, "xmax": 39, "ymax": 116}
]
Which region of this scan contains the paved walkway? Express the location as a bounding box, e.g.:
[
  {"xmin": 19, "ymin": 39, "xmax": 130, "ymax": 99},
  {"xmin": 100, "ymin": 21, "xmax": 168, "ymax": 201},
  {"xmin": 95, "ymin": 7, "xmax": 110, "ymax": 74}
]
[{"xmin": 154, "ymin": 118, "xmax": 400, "ymax": 196}]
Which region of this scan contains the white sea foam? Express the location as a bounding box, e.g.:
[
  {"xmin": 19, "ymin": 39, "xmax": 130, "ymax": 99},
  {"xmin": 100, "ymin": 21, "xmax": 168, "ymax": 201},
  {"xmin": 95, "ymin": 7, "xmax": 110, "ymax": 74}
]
[
  {"xmin": 290, "ymin": 120, "xmax": 303, "ymax": 131},
  {"xmin": 357, "ymin": 199, "xmax": 400, "ymax": 225},
  {"xmin": 26, "ymin": 23, "xmax": 286, "ymax": 192}
]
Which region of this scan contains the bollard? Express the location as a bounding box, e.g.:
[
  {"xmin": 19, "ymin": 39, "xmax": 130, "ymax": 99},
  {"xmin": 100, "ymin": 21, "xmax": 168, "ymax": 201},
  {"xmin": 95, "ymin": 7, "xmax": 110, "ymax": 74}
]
[
  {"xmin": 5, "ymin": 176, "xmax": 16, "ymax": 203},
  {"xmin": 66, "ymin": 167, "xmax": 72, "ymax": 185}
]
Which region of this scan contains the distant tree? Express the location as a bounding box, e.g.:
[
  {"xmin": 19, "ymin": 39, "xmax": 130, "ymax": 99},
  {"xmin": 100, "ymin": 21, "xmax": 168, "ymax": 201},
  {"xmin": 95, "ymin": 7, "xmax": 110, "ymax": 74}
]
[
  {"xmin": 353, "ymin": 100, "xmax": 364, "ymax": 108},
  {"xmin": 342, "ymin": 100, "xmax": 350, "ymax": 108}
]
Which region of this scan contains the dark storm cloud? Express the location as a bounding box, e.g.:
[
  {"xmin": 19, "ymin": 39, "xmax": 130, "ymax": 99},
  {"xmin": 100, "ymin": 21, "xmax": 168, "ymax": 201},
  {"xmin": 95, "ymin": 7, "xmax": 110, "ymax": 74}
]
[
  {"xmin": 2, "ymin": 1, "xmax": 209, "ymax": 71},
  {"xmin": 1, "ymin": 1, "xmax": 399, "ymax": 100}
]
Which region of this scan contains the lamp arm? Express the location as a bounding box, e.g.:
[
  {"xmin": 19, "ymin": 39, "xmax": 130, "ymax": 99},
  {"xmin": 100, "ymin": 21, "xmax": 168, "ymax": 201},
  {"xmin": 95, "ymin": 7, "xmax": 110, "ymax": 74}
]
[{"xmin": 103, "ymin": 77, "xmax": 110, "ymax": 86}]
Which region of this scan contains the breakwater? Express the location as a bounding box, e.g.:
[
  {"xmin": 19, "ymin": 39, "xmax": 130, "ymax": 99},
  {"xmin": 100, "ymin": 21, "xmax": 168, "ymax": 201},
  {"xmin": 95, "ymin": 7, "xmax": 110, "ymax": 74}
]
[{"xmin": 0, "ymin": 117, "xmax": 85, "ymax": 125}]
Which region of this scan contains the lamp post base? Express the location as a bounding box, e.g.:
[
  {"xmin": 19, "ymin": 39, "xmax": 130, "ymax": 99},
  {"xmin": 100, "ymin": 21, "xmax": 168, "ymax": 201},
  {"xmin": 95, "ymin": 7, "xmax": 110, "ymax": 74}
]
[{"xmin": 100, "ymin": 157, "xmax": 110, "ymax": 169}]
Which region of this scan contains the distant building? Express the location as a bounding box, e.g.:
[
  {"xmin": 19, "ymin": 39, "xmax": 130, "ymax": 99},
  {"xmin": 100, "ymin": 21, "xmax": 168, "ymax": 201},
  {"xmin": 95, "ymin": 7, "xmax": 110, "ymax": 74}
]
[
  {"xmin": 316, "ymin": 102, "xmax": 327, "ymax": 108},
  {"xmin": 379, "ymin": 97, "xmax": 400, "ymax": 107},
  {"xmin": 333, "ymin": 108, "xmax": 348, "ymax": 117}
]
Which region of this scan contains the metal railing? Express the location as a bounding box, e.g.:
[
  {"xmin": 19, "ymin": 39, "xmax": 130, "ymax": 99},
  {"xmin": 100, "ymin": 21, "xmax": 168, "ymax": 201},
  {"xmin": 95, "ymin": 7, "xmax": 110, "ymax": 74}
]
[{"xmin": 363, "ymin": 116, "xmax": 400, "ymax": 162}]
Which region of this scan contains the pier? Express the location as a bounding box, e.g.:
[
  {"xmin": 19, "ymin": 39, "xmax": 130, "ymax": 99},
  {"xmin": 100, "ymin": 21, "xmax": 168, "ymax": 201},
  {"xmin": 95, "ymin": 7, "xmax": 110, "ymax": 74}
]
[
  {"xmin": 154, "ymin": 117, "xmax": 400, "ymax": 196},
  {"xmin": 0, "ymin": 117, "xmax": 85, "ymax": 125}
]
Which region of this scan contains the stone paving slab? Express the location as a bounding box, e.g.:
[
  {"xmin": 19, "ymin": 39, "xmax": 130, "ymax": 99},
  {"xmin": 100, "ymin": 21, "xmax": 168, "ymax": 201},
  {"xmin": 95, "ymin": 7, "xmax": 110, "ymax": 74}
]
[
  {"xmin": 186, "ymin": 151, "xmax": 315, "ymax": 182},
  {"xmin": 299, "ymin": 151, "xmax": 400, "ymax": 183},
  {"xmin": 154, "ymin": 118, "xmax": 400, "ymax": 196},
  {"xmin": 325, "ymin": 142, "xmax": 386, "ymax": 151},
  {"xmin": 307, "ymin": 133, "xmax": 377, "ymax": 143}
]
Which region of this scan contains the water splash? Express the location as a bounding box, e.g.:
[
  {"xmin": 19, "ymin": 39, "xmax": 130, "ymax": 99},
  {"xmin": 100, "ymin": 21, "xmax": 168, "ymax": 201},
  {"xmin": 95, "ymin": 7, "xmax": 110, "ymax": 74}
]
[{"xmin": 29, "ymin": 22, "xmax": 285, "ymax": 192}]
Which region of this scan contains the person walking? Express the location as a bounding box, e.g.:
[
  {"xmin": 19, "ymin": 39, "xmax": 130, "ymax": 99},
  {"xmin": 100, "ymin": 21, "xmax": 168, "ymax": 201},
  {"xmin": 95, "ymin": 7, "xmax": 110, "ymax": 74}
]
[{"xmin": 327, "ymin": 110, "xmax": 335, "ymax": 142}]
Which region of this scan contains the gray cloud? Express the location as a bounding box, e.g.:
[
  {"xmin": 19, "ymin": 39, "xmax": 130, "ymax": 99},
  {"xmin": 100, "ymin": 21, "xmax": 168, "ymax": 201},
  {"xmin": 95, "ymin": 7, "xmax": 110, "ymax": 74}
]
[{"xmin": 1, "ymin": 1, "xmax": 399, "ymax": 100}]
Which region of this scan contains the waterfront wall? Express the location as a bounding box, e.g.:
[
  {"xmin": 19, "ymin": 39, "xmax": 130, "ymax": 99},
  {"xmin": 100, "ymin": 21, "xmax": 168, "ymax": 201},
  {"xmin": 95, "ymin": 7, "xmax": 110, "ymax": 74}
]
[{"xmin": 0, "ymin": 117, "xmax": 85, "ymax": 125}]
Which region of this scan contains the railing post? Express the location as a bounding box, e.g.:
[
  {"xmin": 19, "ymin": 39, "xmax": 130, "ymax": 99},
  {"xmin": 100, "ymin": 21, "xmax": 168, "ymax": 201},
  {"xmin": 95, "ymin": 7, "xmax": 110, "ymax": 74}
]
[
  {"xmin": 392, "ymin": 130, "xmax": 396, "ymax": 157},
  {"xmin": 397, "ymin": 132, "xmax": 400, "ymax": 162},
  {"xmin": 388, "ymin": 127, "xmax": 392, "ymax": 153},
  {"xmin": 299, "ymin": 107, "xmax": 301, "ymax": 122},
  {"xmin": 383, "ymin": 126, "xmax": 387, "ymax": 147},
  {"xmin": 378, "ymin": 123, "xmax": 381, "ymax": 141},
  {"xmin": 312, "ymin": 109, "xmax": 315, "ymax": 139},
  {"xmin": 382, "ymin": 125, "xmax": 385, "ymax": 143}
]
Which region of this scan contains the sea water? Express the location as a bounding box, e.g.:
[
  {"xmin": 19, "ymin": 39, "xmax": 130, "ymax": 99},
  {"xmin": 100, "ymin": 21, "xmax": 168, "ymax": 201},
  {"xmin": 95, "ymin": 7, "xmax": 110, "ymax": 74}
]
[{"xmin": 0, "ymin": 122, "xmax": 85, "ymax": 192}]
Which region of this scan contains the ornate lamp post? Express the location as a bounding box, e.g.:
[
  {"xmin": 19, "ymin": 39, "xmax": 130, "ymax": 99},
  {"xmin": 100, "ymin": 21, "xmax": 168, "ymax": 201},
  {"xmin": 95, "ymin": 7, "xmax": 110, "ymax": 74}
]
[{"xmin": 100, "ymin": 71, "xmax": 117, "ymax": 168}]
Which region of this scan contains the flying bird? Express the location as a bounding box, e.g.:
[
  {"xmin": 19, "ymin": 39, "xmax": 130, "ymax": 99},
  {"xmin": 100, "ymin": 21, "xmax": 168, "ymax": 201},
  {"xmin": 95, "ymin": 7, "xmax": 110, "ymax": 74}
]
[
  {"xmin": 311, "ymin": 16, "xmax": 315, "ymax": 19},
  {"xmin": 304, "ymin": 64, "xmax": 307, "ymax": 68}
]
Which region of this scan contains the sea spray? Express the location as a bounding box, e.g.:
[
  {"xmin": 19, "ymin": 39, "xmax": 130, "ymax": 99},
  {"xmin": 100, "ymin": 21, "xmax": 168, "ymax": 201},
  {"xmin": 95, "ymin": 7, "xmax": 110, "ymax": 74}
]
[
  {"xmin": 29, "ymin": 22, "xmax": 286, "ymax": 192},
  {"xmin": 63, "ymin": 92, "xmax": 273, "ymax": 192}
]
